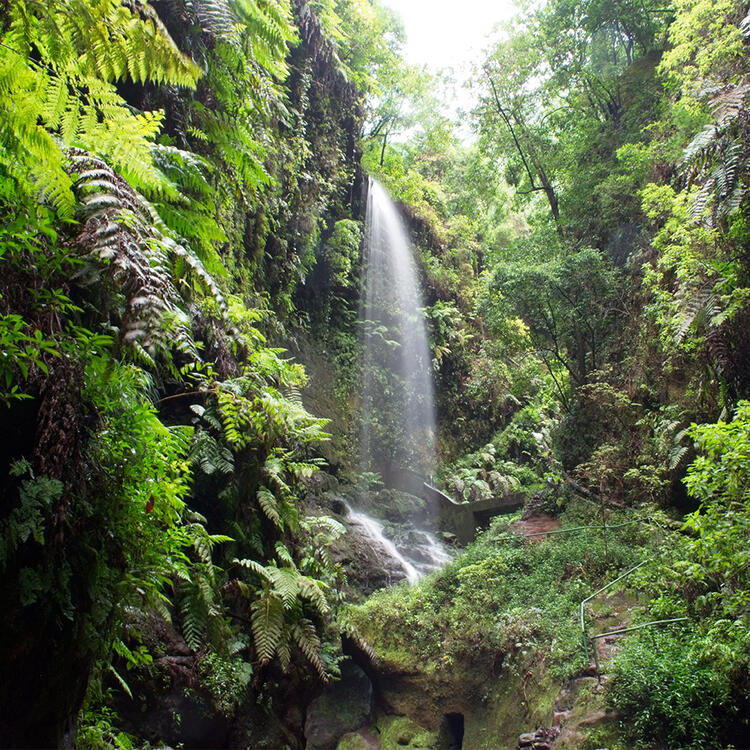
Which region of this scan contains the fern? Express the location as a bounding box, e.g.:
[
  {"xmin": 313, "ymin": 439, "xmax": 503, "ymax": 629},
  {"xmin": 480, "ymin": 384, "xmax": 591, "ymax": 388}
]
[
  {"xmin": 674, "ymin": 284, "xmax": 719, "ymax": 344},
  {"xmin": 275, "ymin": 541, "xmax": 296, "ymax": 566},
  {"xmin": 258, "ymin": 486, "xmax": 283, "ymax": 527},
  {"xmin": 178, "ymin": 577, "xmax": 209, "ymax": 651},
  {"xmin": 338, "ymin": 618, "xmax": 377, "ymax": 663},
  {"xmin": 291, "ymin": 618, "xmax": 327, "ymax": 681},
  {"xmin": 296, "ymin": 575, "xmax": 328, "ymax": 614},
  {"xmin": 250, "ymin": 594, "xmax": 284, "ymax": 664},
  {"xmin": 233, "ymin": 553, "xmax": 331, "ymax": 675},
  {"xmin": 71, "ymin": 151, "xmax": 225, "ymax": 365},
  {"xmin": 174, "ymin": 519, "xmax": 232, "ymax": 652},
  {"xmin": 191, "ymin": 430, "xmax": 235, "ymax": 475},
  {"xmin": 683, "ymin": 84, "xmax": 750, "ymax": 226},
  {"xmin": 0, "ymin": 0, "xmax": 201, "ymax": 215},
  {"xmin": 266, "ymin": 567, "xmax": 302, "ymax": 608}
]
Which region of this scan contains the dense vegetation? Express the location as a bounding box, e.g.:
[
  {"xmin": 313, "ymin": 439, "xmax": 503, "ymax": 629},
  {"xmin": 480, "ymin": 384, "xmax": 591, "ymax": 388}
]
[{"xmin": 0, "ymin": 0, "xmax": 748, "ymax": 747}]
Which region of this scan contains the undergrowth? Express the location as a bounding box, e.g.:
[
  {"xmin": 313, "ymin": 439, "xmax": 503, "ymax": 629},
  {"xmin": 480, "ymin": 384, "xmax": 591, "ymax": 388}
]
[{"xmin": 348, "ymin": 500, "xmax": 653, "ymax": 682}]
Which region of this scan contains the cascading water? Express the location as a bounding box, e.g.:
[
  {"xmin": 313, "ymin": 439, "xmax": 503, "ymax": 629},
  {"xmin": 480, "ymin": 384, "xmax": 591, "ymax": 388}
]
[
  {"xmin": 342, "ymin": 499, "xmax": 451, "ymax": 583},
  {"xmin": 344, "ymin": 501, "xmax": 421, "ymax": 584},
  {"xmin": 351, "ymin": 177, "xmax": 450, "ymax": 583},
  {"xmin": 360, "ymin": 178, "xmax": 436, "ymax": 475}
]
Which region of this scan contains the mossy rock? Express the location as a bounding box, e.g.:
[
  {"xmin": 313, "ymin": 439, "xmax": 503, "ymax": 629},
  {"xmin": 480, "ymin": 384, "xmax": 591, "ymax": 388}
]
[
  {"xmin": 376, "ymin": 715, "xmax": 439, "ymax": 749},
  {"xmin": 336, "ymin": 731, "xmax": 376, "ymax": 750},
  {"xmin": 305, "ymin": 663, "xmax": 373, "ymax": 750},
  {"xmin": 335, "ymin": 716, "xmax": 439, "ymax": 750}
]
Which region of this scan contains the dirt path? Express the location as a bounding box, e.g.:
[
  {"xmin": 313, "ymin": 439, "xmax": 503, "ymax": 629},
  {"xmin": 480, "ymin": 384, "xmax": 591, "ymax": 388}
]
[{"xmin": 510, "ymin": 513, "xmax": 562, "ymax": 540}]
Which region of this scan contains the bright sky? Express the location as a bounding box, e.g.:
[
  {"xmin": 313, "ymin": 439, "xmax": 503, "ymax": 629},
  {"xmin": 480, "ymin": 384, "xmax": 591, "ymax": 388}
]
[
  {"xmin": 378, "ymin": 0, "xmax": 519, "ymax": 131},
  {"xmin": 380, "ymin": 0, "xmax": 517, "ymax": 77}
]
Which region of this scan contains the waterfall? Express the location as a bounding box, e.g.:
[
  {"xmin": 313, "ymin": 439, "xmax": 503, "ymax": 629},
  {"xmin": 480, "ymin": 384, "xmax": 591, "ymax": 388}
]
[
  {"xmin": 351, "ymin": 177, "xmax": 450, "ymax": 583},
  {"xmin": 360, "ymin": 178, "xmax": 436, "ymax": 476},
  {"xmin": 343, "ymin": 500, "xmax": 452, "ymax": 583}
]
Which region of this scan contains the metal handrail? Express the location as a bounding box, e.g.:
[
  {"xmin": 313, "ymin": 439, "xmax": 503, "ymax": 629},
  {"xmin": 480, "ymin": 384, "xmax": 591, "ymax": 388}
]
[
  {"xmin": 589, "ymin": 617, "xmax": 689, "ymax": 641},
  {"xmin": 579, "ymin": 559, "xmax": 650, "ymax": 662},
  {"xmin": 485, "ymin": 514, "xmax": 680, "ymax": 670},
  {"xmin": 522, "ymin": 520, "xmax": 638, "ymax": 538},
  {"xmin": 588, "ymin": 617, "xmax": 689, "ymax": 672}
]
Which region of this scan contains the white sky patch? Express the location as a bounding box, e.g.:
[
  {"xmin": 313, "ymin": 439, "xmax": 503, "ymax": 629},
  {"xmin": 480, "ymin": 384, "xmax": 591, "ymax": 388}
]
[
  {"xmin": 381, "ymin": 1, "xmax": 516, "ymax": 72},
  {"xmin": 379, "ymin": 0, "xmax": 519, "ymax": 131}
]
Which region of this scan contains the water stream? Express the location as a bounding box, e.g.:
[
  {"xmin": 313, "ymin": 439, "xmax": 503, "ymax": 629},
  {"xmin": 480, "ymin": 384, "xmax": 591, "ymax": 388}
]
[
  {"xmin": 344, "ymin": 501, "xmax": 451, "ymax": 583},
  {"xmin": 360, "ymin": 178, "xmax": 436, "ymax": 474},
  {"xmin": 354, "ymin": 178, "xmax": 450, "ymax": 582},
  {"xmin": 344, "ymin": 501, "xmax": 420, "ymax": 584}
]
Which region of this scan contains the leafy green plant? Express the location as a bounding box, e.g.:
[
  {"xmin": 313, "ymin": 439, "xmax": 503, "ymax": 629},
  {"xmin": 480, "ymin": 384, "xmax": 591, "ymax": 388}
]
[
  {"xmin": 198, "ymin": 651, "xmax": 253, "ymax": 717},
  {"xmin": 608, "ymin": 627, "xmax": 736, "ymax": 749},
  {"xmin": 348, "ymin": 501, "xmax": 650, "ymax": 681},
  {"xmin": 0, "ymin": 0, "xmax": 200, "ymax": 217}
]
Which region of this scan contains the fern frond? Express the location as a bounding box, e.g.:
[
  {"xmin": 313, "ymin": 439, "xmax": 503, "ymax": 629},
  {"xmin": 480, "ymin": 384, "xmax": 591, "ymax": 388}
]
[
  {"xmin": 178, "ymin": 579, "xmax": 208, "ymax": 651},
  {"xmin": 339, "ymin": 619, "xmax": 377, "ymax": 662},
  {"xmin": 297, "ymin": 575, "xmax": 328, "ymax": 615},
  {"xmin": 266, "ymin": 566, "xmax": 299, "ymax": 608},
  {"xmin": 192, "ymin": 431, "xmax": 235, "ymax": 475},
  {"xmin": 250, "ymin": 595, "xmax": 284, "ymax": 664},
  {"xmin": 710, "ymin": 84, "xmax": 750, "ymax": 127},
  {"xmin": 235, "ymin": 0, "xmax": 298, "ymax": 79},
  {"xmin": 276, "ymin": 628, "xmax": 292, "ymax": 672},
  {"xmin": 674, "ymin": 284, "xmax": 717, "ymax": 343},
  {"xmin": 70, "ymin": 151, "xmax": 225, "ymax": 365},
  {"xmin": 274, "ymin": 541, "xmax": 295, "ymax": 567},
  {"xmin": 192, "ymin": 0, "xmax": 242, "ymax": 43},
  {"xmin": 257, "ymin": 486, "xmax": 283, "ymax": 527},
  {"xmin": 291, "ymin": 617, "xmax": 327, "ymax": 680},
  {"xmin": 305, "ymin": 515, "xmax": 346, "ymax": 540},
  {"xmin": 234, "ymin": 557, "xmax": 274, "ymax": 584},
  {"xmin": 669, "ymin": 445, "xmax": 689, "ymax": 471}
]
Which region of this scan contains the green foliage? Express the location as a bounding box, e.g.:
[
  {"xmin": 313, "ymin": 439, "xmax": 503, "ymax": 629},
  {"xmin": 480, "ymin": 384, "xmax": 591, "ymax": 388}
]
[
  {"xmin": 660, "ymin": 0, "xmax": 747, "ymax": 88},
  {"xmin": 609, "ymin": 627, "xmax": 739, "ymax": 749},
  {"xmin": 198, "ymin": 651, "xmax": 253, "ymax": 716},
  {"xmin": 0, "ymin": 0, "xmax": 200, "ymax": 216},
  {"xmin": 235, "ymin": 553, "xmax": 330, "ymax": 679},
  {"xmin": 0, "ymin": 461, "xmax": 63, "ymax": 572},
  {"xmin": 321, "ymin": 219, "xmax": 362, "ymax": 288},
  {"xmin": 1, "ymin": 0, "xmax": 749, "ymax": 744},
  {"xmin": 682, "ymin": 402, "xmax": 750, "ymax": 617},
  {"xmin": 77, "ymin": 702, "xmax": 138, "ymax": 750},
  {"xmin": 441, "ymin": 439, "xmax": 542, "ymax": 503},
  {"xmin": 349, "ymin": 502, "xmax": 650, "ymax": 680},
  {"xmin": 604, "ymin": 403, "xmax": 750, "ymax": 748},
  {"xmin": 489, "ymin": 248, "xmax": 622, "ymax": 399}
]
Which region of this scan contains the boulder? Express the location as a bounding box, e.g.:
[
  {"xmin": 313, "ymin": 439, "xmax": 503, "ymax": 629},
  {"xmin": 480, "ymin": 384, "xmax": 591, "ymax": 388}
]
[{"xmin": 305, "ymin": 663, "xmax": 373, "ymax": 750}]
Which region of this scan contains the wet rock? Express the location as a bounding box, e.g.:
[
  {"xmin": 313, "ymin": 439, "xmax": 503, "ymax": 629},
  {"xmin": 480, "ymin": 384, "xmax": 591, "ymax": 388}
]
[
  {"xmin": 305, "ymin": 471, "xmax": 341, "ymax": 496},
  {"xmin": 304, "ymin": 663, "xmax": 373, "ymax": 750}
]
